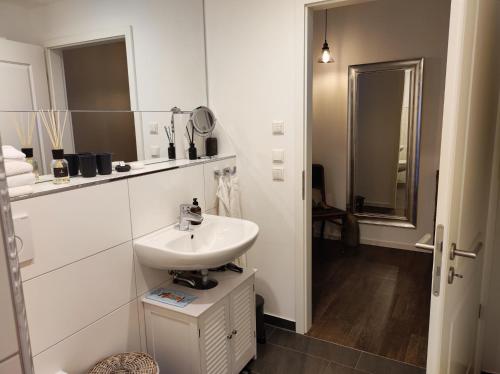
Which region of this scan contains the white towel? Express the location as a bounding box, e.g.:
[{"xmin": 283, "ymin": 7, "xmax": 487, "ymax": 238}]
[
  {"xmin": 8, "ymin": 185, "xmax": 33, "ymax": 197},
  {"xmin": 7, "ymin": 173, "xmax": 36, "ymax": 188},
  {"xmin": 216, "ymin": 175, "xmax": 231, "ymax": 216},
  {"xmin": 5, "ymin": 160, "xmax": 33, "ymax": 177},
  {"xmin": 229, "ymin": 174, "xmax": 242, "ymax": 218},
  {"xmin": 2, "ymin": 145, "xmax": 26, "ymax": 160}
]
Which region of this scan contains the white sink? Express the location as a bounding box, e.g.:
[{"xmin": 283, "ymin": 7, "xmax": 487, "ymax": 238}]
[{"xmin": 133, "ymin": 214, "xmax": 259, "ymax": 270}]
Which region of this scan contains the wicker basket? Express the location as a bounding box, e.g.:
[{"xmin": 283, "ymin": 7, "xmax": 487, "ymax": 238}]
[{"xmin": 88, "ymin": 352, "xmax": 159, "ymax": 374}]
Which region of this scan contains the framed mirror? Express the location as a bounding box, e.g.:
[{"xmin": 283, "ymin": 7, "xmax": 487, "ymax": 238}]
[{"xmin": 347, "ymin": 58, "xmax": 424, "ymax": 228}]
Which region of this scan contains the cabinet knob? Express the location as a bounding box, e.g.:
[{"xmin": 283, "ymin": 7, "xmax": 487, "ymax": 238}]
[{"xmin": 232, "ymin": 329, "xmax": 237, "ymax": 335}]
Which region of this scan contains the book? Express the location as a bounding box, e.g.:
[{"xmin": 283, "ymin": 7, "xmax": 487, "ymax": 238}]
[{"xmin": 146, "ymin": 288, "xmax": 197, "ymax": 308}]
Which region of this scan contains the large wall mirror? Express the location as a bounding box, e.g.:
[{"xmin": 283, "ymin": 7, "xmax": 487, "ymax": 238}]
[
  {"xmin": 347, "ymin": 59, "xmax": 424, "ymax": 228},
  {"xmin": 0, "ymin": 0, "xmax": 209, "ymax": 176}
]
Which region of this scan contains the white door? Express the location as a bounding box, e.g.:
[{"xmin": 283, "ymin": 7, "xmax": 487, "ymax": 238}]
[
  {"xmin": 426, "ymin": 0, "xmax": 499, "ymax": 373},
  {"xmin": 0, "ymin": 38, "xmax": 51, "ymax": 172}
]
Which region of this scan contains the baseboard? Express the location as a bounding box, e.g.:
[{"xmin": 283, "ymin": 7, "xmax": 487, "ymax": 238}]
[
  {"xmin": 264, "ymin": 313, "xmax": 296, "ymax": 331},
  {"xmin": 359, "ymin": 237, "xmax": 431, "ymax": 253}
]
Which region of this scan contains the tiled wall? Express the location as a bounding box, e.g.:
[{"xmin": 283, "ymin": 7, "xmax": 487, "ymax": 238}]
[{"xmin": 11, "ymin": 157, "xmax": 235, "ymax": 374}]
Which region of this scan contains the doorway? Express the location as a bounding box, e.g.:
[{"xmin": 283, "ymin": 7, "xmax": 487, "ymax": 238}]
[{"xmin": 307, "ymin": 0, "xmax": 451, "ymax": 368}]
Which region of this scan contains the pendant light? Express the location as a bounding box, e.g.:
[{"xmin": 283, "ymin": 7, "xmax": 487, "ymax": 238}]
[{"xmin": 318, "ymin": 9, "xmax": 334, "ymax": 63}]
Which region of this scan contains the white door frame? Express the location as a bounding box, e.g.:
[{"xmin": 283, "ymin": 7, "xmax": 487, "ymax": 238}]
[
  {"xmin": 43, "ymin": 26, "xmax": 144, "ymax": 159},
  {"xmin": 293, "ymin": 3, "xmax": 498, "ymax": 365},
  {"xmin": 293, "ymin": 0, "xmax": 375, "ymax": 335}
]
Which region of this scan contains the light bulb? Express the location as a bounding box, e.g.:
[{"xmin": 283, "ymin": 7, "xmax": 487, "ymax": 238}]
[
  {"xmin": 318, "ymin": 41, "xmax": 334, "ymax": 63},
  {"xmin": 321, "ymin": 49, "xmax": 332, "ymax": 63}
]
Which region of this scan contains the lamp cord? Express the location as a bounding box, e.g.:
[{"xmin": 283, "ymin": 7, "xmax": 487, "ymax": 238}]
[{"xmin": 324, "ymin": 9, "xmax": 328, "ymax": 42}]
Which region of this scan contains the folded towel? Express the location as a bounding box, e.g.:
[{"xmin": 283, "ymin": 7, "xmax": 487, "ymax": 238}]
[
  {"xmin": 8, "ymin": 185, "xmax": 33, "ymax": 198},
  {"xmin": 7, "ymin": 173, "xmax": 36, "ymax": 188},
  {"xmin": 5, "ymin": 160, "xmax": 33, "ymax": 177},
  {"xmin": 2, "ymin": 145, "xmax": 26, "ymax": 160}
]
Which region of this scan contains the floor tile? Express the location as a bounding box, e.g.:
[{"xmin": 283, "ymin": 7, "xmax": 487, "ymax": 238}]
[
  {"xmin": 247, "ymin": 343, "xmax": 332, "ymax": 374},
  {"xmin": 355, "ymin": 352, "xmax": 425, "ymax": 374},
  {"xmin": 269, "ymin": 327, "xmax": 361, "ymax": 367},
  {"xmin": 324, "ymin": 362, "xmax": 368, "ymax": 374}
]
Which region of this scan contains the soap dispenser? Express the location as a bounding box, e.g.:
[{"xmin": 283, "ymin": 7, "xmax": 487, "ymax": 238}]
[{"xmin": 191, "ymin": 198, "xmax": 202, "ymax": 225}]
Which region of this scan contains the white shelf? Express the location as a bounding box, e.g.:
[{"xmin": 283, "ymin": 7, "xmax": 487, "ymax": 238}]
[
  {"xmin": 142, "ymin": 268, "xmax": 256, "ymax": 318},
  {"xmin": 10, "ymin": 154, "xmax": 236, "ymax": 201}
]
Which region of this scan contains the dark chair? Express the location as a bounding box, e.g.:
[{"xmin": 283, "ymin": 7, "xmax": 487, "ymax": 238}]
[{"xmin": 312, "ymin": 164, "xmax": 348, "ymax": 240}]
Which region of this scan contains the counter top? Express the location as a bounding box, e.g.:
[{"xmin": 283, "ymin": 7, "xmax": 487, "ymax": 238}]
[{"xmin": 10, "ymin": 154, "xmax": 236, "ymax": 202}]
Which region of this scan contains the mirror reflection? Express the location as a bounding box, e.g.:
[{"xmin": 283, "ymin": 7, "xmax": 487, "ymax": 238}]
[
  {"xmin": 0, "ymin": 0, "xmax": 207, "ymax": 111},
  {"xmin": 348, "ymin": 59, "xmax": 424, "ymax": 227}
]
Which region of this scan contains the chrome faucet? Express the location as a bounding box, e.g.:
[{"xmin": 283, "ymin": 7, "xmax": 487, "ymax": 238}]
[{"xmin": 179, "ymin": 204, "xmax": 203, "ymax": 231}]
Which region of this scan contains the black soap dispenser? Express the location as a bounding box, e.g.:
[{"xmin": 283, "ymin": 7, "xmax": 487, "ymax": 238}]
[{"xmin": 190, "ymin": 198, "xmax": 202, "ymax": 225}]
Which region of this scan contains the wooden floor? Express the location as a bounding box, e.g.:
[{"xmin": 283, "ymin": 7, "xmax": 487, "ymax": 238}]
[{"xmin": 307, "ymin": 239, "xmax": 432, "ymax": 368}]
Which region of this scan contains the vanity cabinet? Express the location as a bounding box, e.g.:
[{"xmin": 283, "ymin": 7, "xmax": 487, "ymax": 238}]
[{"xmin": 143, "ymin": 270, "xmax": 256, "ymax": 374}]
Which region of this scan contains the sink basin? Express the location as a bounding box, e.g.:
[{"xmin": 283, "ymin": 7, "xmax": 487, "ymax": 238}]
[{"xmin": 133, "ymin": 214, "xmax": 259, "ymax": 270}]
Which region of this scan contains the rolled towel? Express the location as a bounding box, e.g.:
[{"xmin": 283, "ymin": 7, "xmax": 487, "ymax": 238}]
[
  {"xmin": 2, "ymin": 145, "xmax": 26, "ymax": 160},
  {"xmin": 5, "ymin": 160, "xmax": 33, "ymax": 177},
  {"xmin": 8, "ymin": 185, "xmax": 33, "ymax": 198},
  {"xmin": 7, "ymin": 173, "xmax": 36, "ymax": 188}
]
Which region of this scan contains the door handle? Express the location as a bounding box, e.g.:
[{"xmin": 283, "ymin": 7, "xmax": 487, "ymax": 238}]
[
  {"xmin": 450, "ymin": 242, "xmax": 483, "ymax": 260},
  {"xmin": 415, "ymin": 233, "xmax": 434, "ymax": 251}
]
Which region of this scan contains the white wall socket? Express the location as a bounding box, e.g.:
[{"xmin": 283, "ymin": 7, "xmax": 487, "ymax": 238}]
[
  {"xmin": 272, "ymin": 120, "xmax": 284, "ymax": 135},
  {"xmin": 272, "ymin": 167, "xmax": 284, "ymax": 181}
]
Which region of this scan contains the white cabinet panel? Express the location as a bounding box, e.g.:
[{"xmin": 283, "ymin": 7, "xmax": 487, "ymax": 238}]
[
  {"xmin": 229, "ymin": 280, "xmax": 256, "ymax": 373},
  {"xmin": 0, "ymin": 354, "xmax": 22, "ymax": 374},
  {"xmin": 199, "ymin": 298, "xmax": 231, "ymax": 374},
  {"xmin": 33, "ymin": 300, "xmax": 141, "ymax": 374},
  {"xmin": 203, "ymin": 158, "xmax": 236, "ymax": 212},
  {"xmin": 24, "ymin": 242, "xmax": 135, "ymax": 355},
  {"xmin": 13, "ymin": 181, "xmax": 132, "ymax": 281},
  {"xmin": 128, "ymin": 166, "xmax": 205, "ymax": 238}
]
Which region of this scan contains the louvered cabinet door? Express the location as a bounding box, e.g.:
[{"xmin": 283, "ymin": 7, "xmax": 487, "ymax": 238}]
[
  {"xmin": 199, "ymin": 297, "xmax": 232, "ymax": 374},
  {"xmin": 229, "ymin": 279, "xmax": 256, "ymax": 373}
]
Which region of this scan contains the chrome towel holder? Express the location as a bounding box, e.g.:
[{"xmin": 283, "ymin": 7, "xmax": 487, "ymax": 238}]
[{"xmin": 214, "ymin": 166, "xmax": 236, "ymax": 177}]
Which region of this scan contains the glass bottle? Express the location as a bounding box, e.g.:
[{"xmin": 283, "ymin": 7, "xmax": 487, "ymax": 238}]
[
  {"xmin": 51, "ymin": 149, "xmax": 70, "ymax": 184},
  {"xmin": 21, "ymin": 147, "xmax": 39, "ymax": 180}
]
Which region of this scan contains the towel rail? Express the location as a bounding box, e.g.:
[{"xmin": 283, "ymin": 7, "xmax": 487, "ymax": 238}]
[{"xmin": 214, "ymin": 166, "xmax": 236, "ymax": 177}]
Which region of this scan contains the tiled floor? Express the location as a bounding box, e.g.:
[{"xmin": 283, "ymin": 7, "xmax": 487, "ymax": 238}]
[{"xmin": 244, "ymin": 325, "xmax": 425, "ymax": 374}]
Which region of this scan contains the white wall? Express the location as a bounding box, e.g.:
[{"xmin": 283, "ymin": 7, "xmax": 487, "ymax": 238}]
[
  {"xmin": 312, "ymin": 0, "xmax": 451, "ymax": 249},
  {"xmin": 205, "ymin": 0, "xmax": 298, "ymax": 321},
  {"xmin": 12, "ymin": 156, "xmax": 236, "ymax": 373}
]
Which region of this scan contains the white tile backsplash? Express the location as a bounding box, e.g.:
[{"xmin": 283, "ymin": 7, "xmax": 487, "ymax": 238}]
[
  {"xmin": 33, "ymin": 300, "xmax": 141, "ymax": 374},
  {"xmin": 15, "ymin": 156, "xmax": 235, "ymax": 371},
  {"xmin": 128, "ymin": 165, "xmax": 205, "ymax": 238},
  {"xmin": 13, "ymin": 180, "xmax": 132, "ymax": 281},
  {"xmin": 24, "ymin": 241, "xmax": 136, "ymax": 355}
]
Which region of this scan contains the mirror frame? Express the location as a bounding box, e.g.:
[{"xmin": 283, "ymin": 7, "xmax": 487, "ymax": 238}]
[
  {"xmin": 347, "ymin": 58, "xmax": 424, "ymax": 228},
  {"xmin": 190, "ymin": 106, "xmax": 216, "ymax": 137}
]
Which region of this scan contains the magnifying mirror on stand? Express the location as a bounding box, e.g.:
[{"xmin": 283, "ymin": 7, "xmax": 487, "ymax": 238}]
[{"xmin": 190, "ymin": 106, "xmax": 218, "ymax": 157}]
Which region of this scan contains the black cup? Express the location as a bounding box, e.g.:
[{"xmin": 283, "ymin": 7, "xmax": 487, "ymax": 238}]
[
  {"xmin": 64, "ymin": 154, "xmax": 80, "ymax": 176},
  {"xmin": 206, "ymin": 137, "xmax": 218, "ymax": 157},
  {"xmin": 96, "ymin": 153, "xmax": 113, "ymax": 175},
  {"xmin": 188, "ymin": 144, "xmax": 197, "ymax": 160},
  {"xmin": 78, "ymin": 153, "xmax": 97, "ymax": 178}
]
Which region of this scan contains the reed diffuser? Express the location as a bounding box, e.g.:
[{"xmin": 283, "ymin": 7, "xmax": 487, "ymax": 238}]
[
  {"xmin": 14, "ymin": 112, "xmax": 39, "ymax": 179},
  {"xmin": 186, "ymin": 120, "xmax": 197, "ymax": 160},
  {"xmin": 39, "ymin": 110, "xmax": 70, "ymax": 184}
]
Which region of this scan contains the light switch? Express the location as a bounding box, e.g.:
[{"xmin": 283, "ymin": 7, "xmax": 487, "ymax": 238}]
[
  {"xmin": 149, "ymin": 122, "xmax": 159, "ymax": 135},
  {"xmin": 150, "ymin": 145, "xmax": 160, "ymax": 158},
  {"xmin": 272, "ymin": 167, "xmax": 284, "ymax": 181},
  {"xmin": 13, "ymin": 214, "xmax": 34, "ymax": 263},
  {"xmin": 272, "ymin": 149, "xmax": 285, "ymax": 163},
  {"xmin": 272, "ymin": 121, "xmax": 285, "ymax": 135}
]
